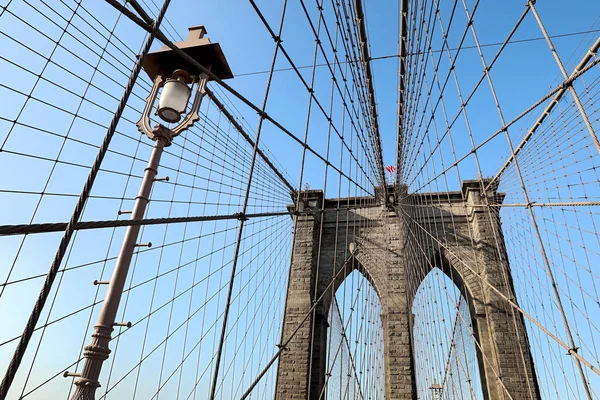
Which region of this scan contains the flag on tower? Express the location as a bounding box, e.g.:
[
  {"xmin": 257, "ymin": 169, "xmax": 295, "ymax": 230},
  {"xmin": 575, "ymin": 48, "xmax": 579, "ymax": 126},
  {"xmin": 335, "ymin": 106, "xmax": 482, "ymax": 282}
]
[{"xmin": 385, "ymin": 165, "xmax": 396, "ymax": 178}]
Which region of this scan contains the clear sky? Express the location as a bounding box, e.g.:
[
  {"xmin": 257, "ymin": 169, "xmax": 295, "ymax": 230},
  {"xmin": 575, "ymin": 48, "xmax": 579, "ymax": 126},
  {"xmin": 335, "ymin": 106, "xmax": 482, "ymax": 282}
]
[{"xmin": 0, "ymin": 0, "xmax": 599, "ymax": 399}]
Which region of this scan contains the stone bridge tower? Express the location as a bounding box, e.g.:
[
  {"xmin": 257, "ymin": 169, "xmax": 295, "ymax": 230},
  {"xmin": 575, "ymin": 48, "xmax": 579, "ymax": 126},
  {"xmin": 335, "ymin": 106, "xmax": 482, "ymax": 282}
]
[{"xmin": 274, "ymin": 180, "xmax": 540, "ymax": 399}]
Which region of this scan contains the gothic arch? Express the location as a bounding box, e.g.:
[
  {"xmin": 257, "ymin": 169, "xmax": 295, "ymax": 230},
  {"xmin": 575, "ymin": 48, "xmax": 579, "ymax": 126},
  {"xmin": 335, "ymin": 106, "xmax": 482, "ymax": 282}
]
[
  {"xmin": 410, "ymin": 261, "xmax": 487, "ymax": 400},
  {"xmin": 407, "ymin": 248, "xmax": 481, "ymax": 317},
  {"xmin": 321, "ymin": 251, "xmax": 383, "ymax": 321},
  {"xmin": 324, "ymin": 268, "xmax": 386, "ymax": 399}
]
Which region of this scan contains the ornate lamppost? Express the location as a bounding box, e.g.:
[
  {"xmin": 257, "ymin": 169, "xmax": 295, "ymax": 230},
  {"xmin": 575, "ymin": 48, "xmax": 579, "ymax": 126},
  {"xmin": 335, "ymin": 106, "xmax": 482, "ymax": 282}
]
[{"xmin": 68, "ymin": 26, "xmax": 232, "ymax": 399}]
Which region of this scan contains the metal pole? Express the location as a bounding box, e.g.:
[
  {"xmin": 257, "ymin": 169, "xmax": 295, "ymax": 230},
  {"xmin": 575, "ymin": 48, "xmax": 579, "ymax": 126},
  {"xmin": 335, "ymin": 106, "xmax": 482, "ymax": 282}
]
[{"xmin": 70, "ymin": 135, "xmax": 168, "ymax": 400}]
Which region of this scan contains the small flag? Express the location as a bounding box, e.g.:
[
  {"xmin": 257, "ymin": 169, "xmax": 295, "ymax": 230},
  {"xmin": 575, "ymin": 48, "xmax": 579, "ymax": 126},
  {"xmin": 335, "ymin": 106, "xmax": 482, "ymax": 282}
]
[{"xmin": 385, "ymin": 165, "xmax": 396, "ymax": 178}]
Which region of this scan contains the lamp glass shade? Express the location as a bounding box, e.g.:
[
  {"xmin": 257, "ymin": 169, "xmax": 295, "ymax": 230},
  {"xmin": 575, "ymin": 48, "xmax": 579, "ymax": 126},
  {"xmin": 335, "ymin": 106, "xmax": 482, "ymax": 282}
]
[{"xmin": 157, "ymin": 78, "xmax": 191, "ymax": 123}]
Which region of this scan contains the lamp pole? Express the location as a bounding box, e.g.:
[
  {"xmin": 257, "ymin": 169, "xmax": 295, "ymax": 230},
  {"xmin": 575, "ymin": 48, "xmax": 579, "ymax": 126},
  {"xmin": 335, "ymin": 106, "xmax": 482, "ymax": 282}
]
[
  {"xmin": 68, "ymin": 25, "xmax": 233, "ymax": 400},
  {"xmin": 69, "ymin": 128, "xmax": 170, "ymax": 399}
]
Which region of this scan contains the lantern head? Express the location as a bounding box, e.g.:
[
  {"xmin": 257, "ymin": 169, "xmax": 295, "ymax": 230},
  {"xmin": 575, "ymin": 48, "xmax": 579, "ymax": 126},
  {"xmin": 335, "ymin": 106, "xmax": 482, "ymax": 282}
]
[{"xmin": 137, "ymin": 26, "xmax": 233, "ymax": 141}]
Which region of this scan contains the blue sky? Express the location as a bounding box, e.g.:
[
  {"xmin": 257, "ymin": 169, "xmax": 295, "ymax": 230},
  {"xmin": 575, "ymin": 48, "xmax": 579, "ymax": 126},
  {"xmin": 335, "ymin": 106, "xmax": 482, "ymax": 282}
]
[
  {"xmin": 0, "ymin": 0, "xmax": 600, "ymax": 398},
  {"xmin": 166, "ymin": 0, "xmax": 600, "ymax": 190}
]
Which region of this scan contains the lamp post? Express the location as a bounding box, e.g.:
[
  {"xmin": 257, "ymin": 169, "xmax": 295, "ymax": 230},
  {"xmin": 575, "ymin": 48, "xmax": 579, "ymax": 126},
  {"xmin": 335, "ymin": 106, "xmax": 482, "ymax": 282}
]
[
  {"xmin": 69, "ymin": 26, "xmax": 232, "ymax": 400},
  {"xmin": 429, "ymin": 382, "xmax": 443, "ymax": 400}
]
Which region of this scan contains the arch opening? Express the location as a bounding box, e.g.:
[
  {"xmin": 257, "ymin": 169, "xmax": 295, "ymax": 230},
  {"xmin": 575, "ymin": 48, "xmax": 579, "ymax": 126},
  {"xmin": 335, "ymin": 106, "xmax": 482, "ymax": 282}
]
[
  {"xmin": 323, "ymin": 269, "xmax": 385, "ymax": 399},
  {"xmin": 412, "ymin": 267, "xmax": 485, "ymax": 400}
]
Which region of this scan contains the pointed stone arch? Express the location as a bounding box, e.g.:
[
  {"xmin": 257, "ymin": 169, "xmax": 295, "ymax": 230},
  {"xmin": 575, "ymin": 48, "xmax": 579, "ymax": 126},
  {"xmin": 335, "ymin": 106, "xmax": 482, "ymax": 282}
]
[
  {"xmin": 410, "ymin": 260, "xmax": 487, "ymax": 399},
  {"xmin": 324, "ymin": 267, "xmax": 385, "ymax": 399},
  {"xmin": 275, "ymin": 190, "xmax": 415, "ymax": 399},
  {"xmin": 321, "ymin": 251, "xmax": 383, "ymax": 321}
]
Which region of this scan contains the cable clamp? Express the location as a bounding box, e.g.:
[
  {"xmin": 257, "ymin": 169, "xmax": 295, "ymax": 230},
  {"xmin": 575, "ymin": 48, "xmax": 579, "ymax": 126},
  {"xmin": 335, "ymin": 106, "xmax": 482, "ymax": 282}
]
[
  {"xmin": 273, "ymin": 36, "xmax": 282, "ymax": 44},
  {"xmin": 234, "ymin": 212, "xmax": 249, "ymax": 221},
  {"xmin": 276, "ymin": 343, "xmax": 289, "ymax": 351},
  {"xmin": 567, "ymin": 346, "xmax": 579, "ymax": 355}
]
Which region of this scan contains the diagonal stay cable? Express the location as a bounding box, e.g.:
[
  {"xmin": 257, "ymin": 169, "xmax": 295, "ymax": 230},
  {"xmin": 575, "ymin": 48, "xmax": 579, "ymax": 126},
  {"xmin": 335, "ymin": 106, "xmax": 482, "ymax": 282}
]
[
  {"xmin": 204, "ymin": 88, "xmax": 296, "ymax": 195},
  {"xmin": 397, "ymin": 205, "xmax": 600, "ymax": 378},
  {"xmin": 486, "ymin": 35, "xmax": 600, "ymax": 191},
  {"xmin": 403, "ymin": 55, "xmax": 600, "ymax": 196},
  {"xmin": 238, "ymin": 252, "xmax": 357, "ymax": 400},
  {"xmin": 104, "ymin": 0, "xmax": 374, "ymax": 196},
  {"xmin": 207, "ymin": 1, "xmax": 289, "ymax": 397}
]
